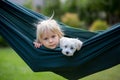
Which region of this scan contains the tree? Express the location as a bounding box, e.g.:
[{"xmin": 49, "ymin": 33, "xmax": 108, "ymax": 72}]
[
  {"xmin": 77, "ymin": 0, "xmax": 120, "ymax": 25},
  {"xmin": 42, "ymin": 0, "xmax": 62, "ymax": 20}
]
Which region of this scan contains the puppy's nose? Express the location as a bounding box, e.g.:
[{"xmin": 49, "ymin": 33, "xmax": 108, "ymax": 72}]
[{"xmin": 66, "ymin": 51, "xmax": 69, "ymax": 54}]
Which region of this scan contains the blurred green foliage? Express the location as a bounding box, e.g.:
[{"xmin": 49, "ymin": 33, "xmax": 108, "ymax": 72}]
[
  {"xmin": 42, "ymin": 0, "xmax": 63, "ymax": 20},
  {"xmin": 11, "ymin": 0, "xmax": 120, "ymax": 28},
  {"xmin": 89, "ymin": 20, "xmax": 109, "ymax": 32},
  {"xmin": 40, "ymin": 0, "xmax": 120, "ymax": 27},
  {"xmin": 23, "ymin": 0, "xmax": 33, "ymax": 9},
  {"xmin": 75, "ymin": 0, "xmax": 120, "ymax": 25},
  {"xmin": 61, "ymin": 12, "xmax": 86, "ymax": 29},
  {"xmin": 61, "ymin": 13, "xmax": 80, "ymax": 28}
]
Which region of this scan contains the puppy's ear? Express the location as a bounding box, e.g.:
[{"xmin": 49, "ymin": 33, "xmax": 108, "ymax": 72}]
[
  {"xmin": 75, "ymin": 39, "xmax": 83, "ymax": 51},
  {"xmin": 60, "ymin": 37, "xmax": 65, "ymax": 48}
]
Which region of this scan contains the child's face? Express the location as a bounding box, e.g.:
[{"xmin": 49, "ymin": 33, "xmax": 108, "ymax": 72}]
[{"xmin": 40, "ymin": 30, "xmax": 60, "ymax": 49}]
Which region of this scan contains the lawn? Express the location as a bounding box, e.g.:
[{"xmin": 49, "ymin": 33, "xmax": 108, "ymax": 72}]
[{"xmin": 0, "ymin": 47, "xmax": 120, "ymax": 80}]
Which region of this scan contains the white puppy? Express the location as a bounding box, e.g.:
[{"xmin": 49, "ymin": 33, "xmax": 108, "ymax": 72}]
[{"xmin": 60, "ymin": 37, "xmax": 83, "ymax": 56}]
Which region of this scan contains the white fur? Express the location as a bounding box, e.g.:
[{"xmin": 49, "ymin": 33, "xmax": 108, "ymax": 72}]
[{"xmin": 60, "ymin": 37, "xmax": 83, "ymax": 56}]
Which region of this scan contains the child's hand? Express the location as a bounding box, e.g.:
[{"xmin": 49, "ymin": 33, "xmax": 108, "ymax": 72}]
[{"xmin": 33, "ymin": 42, "xmax": 42, "ymax": 48}]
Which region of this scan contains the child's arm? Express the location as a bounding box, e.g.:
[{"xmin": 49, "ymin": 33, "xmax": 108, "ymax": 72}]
[
  {"xmin": 34, "ymin": 32, "xmax": 42, "ymax": 48},
  {"xmin": 33, "ymin": 40, "xmax": 42, "ymax": 48}
]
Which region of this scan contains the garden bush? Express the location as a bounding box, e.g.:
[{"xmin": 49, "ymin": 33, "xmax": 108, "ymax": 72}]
[
  {"xmin": 61, "ymin": 12, "xmax": 81, "ymax": 28},
  {"xmin": 89, "ymin": 20, "xmax": 109, "ymax": 32}
]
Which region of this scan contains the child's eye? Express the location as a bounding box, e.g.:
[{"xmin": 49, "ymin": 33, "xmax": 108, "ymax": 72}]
[
  {"xmin": 44, "ymin": 37, "xmax": 48, "ymax": 40},
  {"xmin": 52, "ymin": 35, "xmax": 56, "ymax": 38}
]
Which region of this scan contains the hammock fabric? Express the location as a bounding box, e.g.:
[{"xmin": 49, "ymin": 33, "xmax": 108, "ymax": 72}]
[{"xmin": 0, "ymin": 0, "xmax": 120, "ymax": 80}]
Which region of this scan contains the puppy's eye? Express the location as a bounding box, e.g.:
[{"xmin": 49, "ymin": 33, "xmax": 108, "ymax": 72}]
[
  {"xmin": 64, "ymin": 45, "xmax": 67, "ymax": 48},
  {"xmin": 71, "ymin": 47, "xmax": 74, "ymax": 50}
]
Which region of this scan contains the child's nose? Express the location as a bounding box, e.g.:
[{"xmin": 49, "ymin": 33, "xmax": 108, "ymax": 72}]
[{"xmin": 49, "ymin": 38, "xmax": 53, "ymax": 42}]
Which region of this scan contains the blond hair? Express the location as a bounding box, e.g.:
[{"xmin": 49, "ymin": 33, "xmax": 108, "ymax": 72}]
[{"xmin": 36, "ymin": 19, "xmax": 64, "ymax": 42}]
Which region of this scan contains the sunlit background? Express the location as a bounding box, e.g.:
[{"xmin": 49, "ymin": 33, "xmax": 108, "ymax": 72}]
[{"xmin": 9, "ymin": 0, "xmax": 120, "ymax": 30}]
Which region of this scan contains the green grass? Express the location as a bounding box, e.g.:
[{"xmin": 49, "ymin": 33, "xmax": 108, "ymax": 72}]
[{"xmin": 0, "ymin": 47, "xmax": 120, "ymax": 80}]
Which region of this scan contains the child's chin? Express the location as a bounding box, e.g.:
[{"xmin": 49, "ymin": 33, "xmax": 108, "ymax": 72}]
[{"xmin": 48, "ymin": 46, "xmax": 57, "ymax": 49}]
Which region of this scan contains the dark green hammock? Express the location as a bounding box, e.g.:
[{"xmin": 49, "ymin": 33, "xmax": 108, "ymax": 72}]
[{"xmin": 0, "ymin": 0, "xmax": 120, "ymax": 80}]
